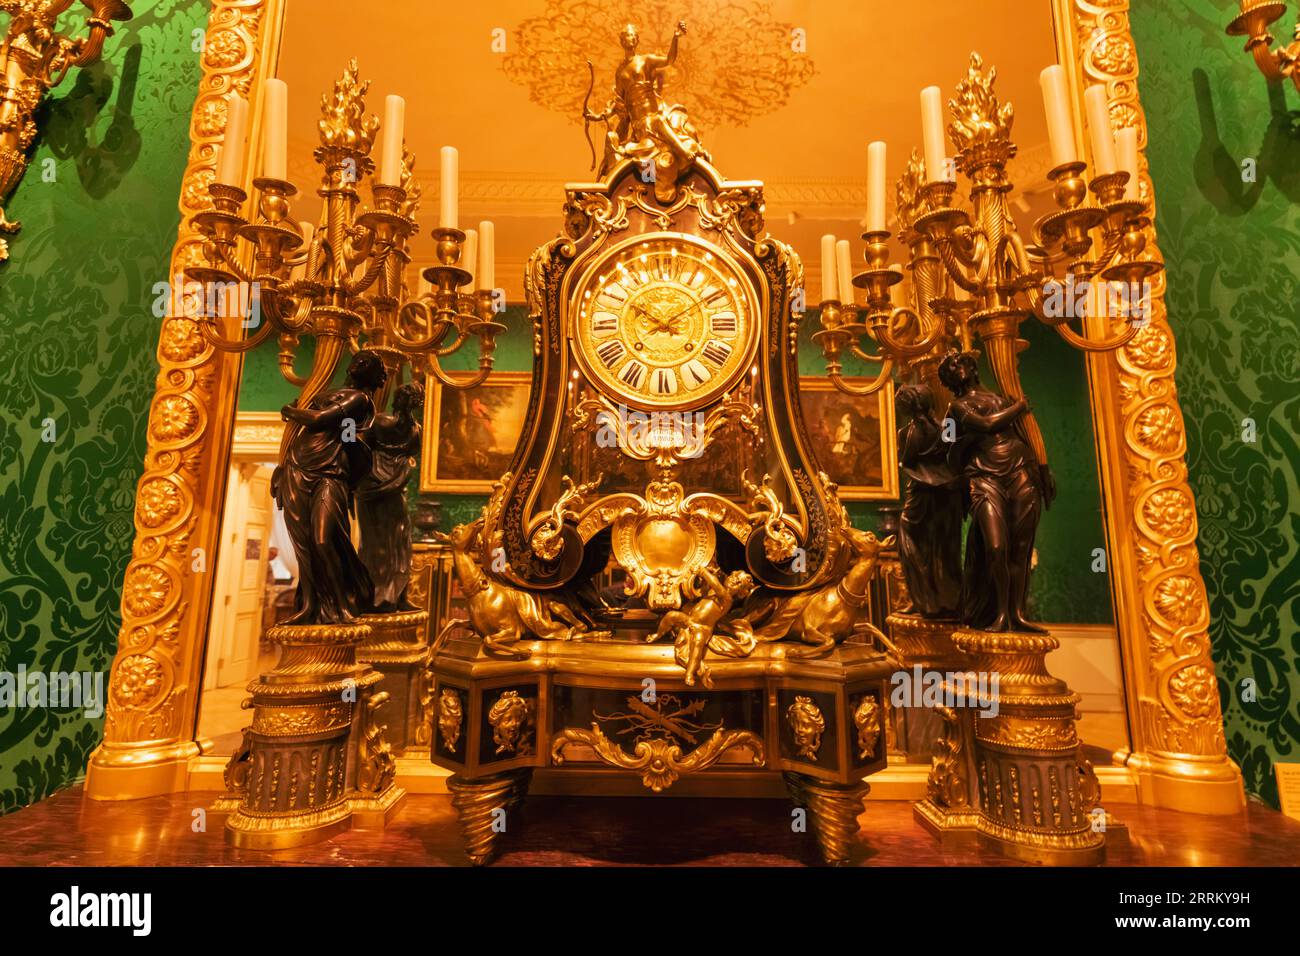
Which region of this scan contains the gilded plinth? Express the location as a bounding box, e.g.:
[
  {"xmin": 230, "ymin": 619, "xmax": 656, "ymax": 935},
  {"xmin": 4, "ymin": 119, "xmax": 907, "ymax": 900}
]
[
  {"xmin": 431, "ymin": 630, "xmax": 894, "ymax": 865},
  {"xmin": 222, "ymin": 620, "xmax": 405, "ymax": 849},
  {"xmin": 887, "ymin": 612, "xmax": 965, "ymax": 763},
  {"xmin": 953, "ymin": 627, "xmax": 1105, "ymax": 865},
  {"xmin": 358, "ymin": 609, "xmax": 431, "ymax": 754}
]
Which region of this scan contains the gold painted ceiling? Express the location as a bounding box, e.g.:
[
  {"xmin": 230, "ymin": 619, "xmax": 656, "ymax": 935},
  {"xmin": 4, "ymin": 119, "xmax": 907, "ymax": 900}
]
[{"xmin": 277, "ymin": 0, "xmax": 1059, "ymax": 293}]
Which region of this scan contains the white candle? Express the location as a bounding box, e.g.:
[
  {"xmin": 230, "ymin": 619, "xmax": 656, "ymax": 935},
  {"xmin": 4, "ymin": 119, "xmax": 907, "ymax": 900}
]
[
  {"xmin": 1039, "ymin": 65, "xmax": 1078, "ymax": 168},
  {"xmin": 262, "ymin": 79, "xmax": 287, "ymax": 180},
  {"xmin": 478, "ymin": 220, "xmax": 495, "ymax": 292},
  {"xmin": 835, "ymin": 239, "xmax": 855, "ymax": 305},
  {"xmin": 380, "ymin": 94, "xmax": 406, "ymax": 186},
  {"xmin": 888, "ymin": 263, "xmax": 904, "ymax": 305},
  {"xmin": 1116, "ymin": 126, "xmax": 1140, "ymax": 201},
  {"xmin": 440, "ymin": 146, "xmax": 459, "ymax": 229},
  {"xmin": 820, "ymin": 234, "xmax": 837, "ymax": 303},
  {"xmin": 1084, "ymin": 85, "xmax": 1118, "ymax": 175},
  {"xmin": 920, "ymin": 86, "xmax": 948, "ymax": 183},
  {"xmin": 866, "ymin": 140, "xmax": 887, "ymax": 233},
  {"xmin": 216, "ymin": 93, "xmax": 249, "ymax": 186},
  {"xmin": 463, "ymin": 228, "xmax": 478, "ymax": 290}
]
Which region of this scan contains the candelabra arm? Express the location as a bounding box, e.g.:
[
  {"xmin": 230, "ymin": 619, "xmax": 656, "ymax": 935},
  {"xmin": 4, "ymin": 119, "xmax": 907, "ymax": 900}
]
[
  {"xmin": 935, "ymin": 236, "xmax": 985, "ymax": 293},
  {"xmin": 425, "ymin": 354, "xmax": 491, "ymax": 390},
  {"xmin": 1075, "ymin": 230, "xmax": 1124, "ymax": 284},
  {"xmin": 269, "ymin": 288, "xmax": 316, "ymax": 334},
  {"xmin": 344, "ymin": 240, "xmax": 392, "ymax": 297},
  {"xmin": 206, "ymin": 241, "xmax": 254, "ymax": 286},
  {"xmin": 197, "ymin": 317, "xmax": 274, "ymax": 354},
  {"xmin": 875, "ymin": 306, "xmax": 948, "ymax": 359},
  {"xmin": 826, "ymin": 359, "xmax": 894, "ymax": 397},
  {"xmin": 387, "ymin": 299, "xmax": 457, "ymax": 353},
  {"xmin": 277, "ymin": 338, "xmax": 310, "ymax": 387},
  {"xmin": 1053, "ymin": 318, "xmax": 1140, "ymax": 353}
]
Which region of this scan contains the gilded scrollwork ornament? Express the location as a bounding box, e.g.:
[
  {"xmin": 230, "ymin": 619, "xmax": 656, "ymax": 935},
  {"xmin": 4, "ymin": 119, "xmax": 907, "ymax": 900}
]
[{"xmin": 552, "ymin": 723, "xmax": 764, "ymax": 793}]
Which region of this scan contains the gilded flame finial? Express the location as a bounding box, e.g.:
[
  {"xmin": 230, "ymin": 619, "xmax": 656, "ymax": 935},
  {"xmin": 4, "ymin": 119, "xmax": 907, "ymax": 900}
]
[
  {"xmin": 316, "ymin": 58, "xmax": 380, "ymax": 161},
  {"xmin": 946, "ymin": 52, "xmax": 1015, "ymax": 157},
  {"xmin": 895, "ymin": 147, "xmax": 927, "ymax": 233}
]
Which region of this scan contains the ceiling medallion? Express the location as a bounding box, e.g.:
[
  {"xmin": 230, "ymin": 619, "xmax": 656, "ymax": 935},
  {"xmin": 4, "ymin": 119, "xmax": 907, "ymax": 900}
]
[{"xmin": 502, "ymin": 0, "xmax": 814, "ymax": 133}]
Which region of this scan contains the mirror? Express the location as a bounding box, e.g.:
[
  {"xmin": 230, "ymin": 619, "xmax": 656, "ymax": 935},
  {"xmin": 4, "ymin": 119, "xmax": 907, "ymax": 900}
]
[{"xmin": 194, "ymin": 0, "xmax": 1128, "ymax": 770}]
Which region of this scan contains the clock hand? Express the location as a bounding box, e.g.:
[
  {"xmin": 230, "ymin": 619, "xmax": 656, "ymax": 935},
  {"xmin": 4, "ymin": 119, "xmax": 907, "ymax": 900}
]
[{"xmin": 660, "ymin": 297, "xmax": 703, "ymax": 329}]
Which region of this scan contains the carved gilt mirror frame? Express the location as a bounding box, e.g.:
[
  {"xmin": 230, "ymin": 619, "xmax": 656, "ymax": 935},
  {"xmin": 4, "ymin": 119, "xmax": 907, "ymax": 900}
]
[{"xmin": 84, "ymin": 0, "xmax": 1245, "ymax": 814}]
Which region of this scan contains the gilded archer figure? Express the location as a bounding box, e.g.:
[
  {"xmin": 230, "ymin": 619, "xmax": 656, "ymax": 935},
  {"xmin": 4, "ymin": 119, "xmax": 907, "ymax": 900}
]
[
  {"xmin": 357, "ymin": 381, "xmax": 424, "ymax": 613},
  {"xmin": 937, "ymin": 351, "xmax": 1053, "ymax": 633},
  {"xmin": 583, "ymin": 20, "xmax": 710, "ymax": 192},
  {"xmin": 273, "ymin": 350, "xmax": 387, "ymax": 625}
]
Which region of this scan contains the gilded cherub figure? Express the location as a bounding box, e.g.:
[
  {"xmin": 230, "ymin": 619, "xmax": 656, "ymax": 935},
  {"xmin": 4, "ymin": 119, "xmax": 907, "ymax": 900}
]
[{"xmin": 649, "ymin": 566, "xmax": 756, "ymax": 689}]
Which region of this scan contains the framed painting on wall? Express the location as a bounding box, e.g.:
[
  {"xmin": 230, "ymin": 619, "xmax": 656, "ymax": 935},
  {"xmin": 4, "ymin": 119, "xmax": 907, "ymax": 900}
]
[
  {"xmin": 798, "ymin": 377, "xmax": 898, "ymax": 500},
  {"xmin": 420, "ymin": 371, "xmax": 532, "ymax": 493}
]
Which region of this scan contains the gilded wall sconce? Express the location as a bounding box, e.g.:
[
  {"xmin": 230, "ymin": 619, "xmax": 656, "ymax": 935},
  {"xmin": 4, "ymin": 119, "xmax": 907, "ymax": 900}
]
[
  {"xmin": 1226, "ymin": 0, "xmax": 1300, "ymax": 84},
  {"xmin": 0, "ymin": 0, "xmax": 133, "ymax": 261}
]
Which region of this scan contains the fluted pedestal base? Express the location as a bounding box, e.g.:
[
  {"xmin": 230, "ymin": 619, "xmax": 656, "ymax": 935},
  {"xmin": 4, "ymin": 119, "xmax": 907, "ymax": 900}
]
[
  {"xmin": 952, "ymin": 627, "xmax": 1106, "ymax": 866},
  {"xmin": 221, "ymin": 620, "xmax": 403, "ymax": 850}
]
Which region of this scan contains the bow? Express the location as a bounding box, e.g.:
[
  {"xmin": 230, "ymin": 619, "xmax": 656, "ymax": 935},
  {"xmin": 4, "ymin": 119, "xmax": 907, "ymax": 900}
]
[{"xmin": 582, "ymin": 59, "xmax": 597, "ymax": 171}]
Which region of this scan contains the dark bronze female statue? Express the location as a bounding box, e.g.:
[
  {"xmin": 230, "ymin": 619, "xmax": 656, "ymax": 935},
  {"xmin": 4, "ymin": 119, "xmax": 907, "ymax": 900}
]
[
  {"xmin": 272, "ymin": 350, "xmax": 387, "ymax": 625},
  {"xmin": 937, "ymin": 351, "xmax": 1053, "ymax": 633},
  {"xmin": 357, "ymin": 381, "xmax": 425, "ymax": 613},
  {"xmin": 895, "ymin": 383, "xmax": 963, "ymax": 619}
]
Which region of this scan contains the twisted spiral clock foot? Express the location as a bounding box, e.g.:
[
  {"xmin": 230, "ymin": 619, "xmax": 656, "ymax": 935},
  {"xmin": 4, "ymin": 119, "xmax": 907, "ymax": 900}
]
[
  {"xmin": 784, "ymin": 772, "xmax": 869, "ymax": 866},
  {"xmin": 446, "ymin": 769, "xmax": 532, "ymax": 866}
]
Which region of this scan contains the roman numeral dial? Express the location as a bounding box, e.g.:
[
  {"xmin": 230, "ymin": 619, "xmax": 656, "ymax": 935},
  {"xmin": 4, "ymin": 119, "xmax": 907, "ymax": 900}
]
[{"xmin": 575, "ymin": 237, "xmax": 756, "ymax": 410}]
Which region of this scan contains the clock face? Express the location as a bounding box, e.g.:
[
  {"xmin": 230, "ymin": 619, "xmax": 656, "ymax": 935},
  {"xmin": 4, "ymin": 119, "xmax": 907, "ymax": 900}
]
[{"xmin": 573, "ymin": 235, "xmax": 757, "ymax": 410}]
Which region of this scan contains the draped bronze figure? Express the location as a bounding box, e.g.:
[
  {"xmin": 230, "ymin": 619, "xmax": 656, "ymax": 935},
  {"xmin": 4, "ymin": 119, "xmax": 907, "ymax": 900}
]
[
  {"xmin": 272, "ymin": 350, "xmax": 387, "ymax": 625},
  {"xmin": 357, "ymin": 381, "xmax": 425, "ymax": 613},
  {"xmin": 895, "ymin": 383, "xmax": 963, "ymax": 619},
  {"xmin": 937, "ymin": 351, "xmax": 1052, "ymax": 633}
]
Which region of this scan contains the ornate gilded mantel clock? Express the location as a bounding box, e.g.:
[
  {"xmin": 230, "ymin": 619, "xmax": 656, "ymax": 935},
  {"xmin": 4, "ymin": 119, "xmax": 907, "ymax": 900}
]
[{"xmin": 428, "ymin": 22, "xmax": 896, "ymax": 865}]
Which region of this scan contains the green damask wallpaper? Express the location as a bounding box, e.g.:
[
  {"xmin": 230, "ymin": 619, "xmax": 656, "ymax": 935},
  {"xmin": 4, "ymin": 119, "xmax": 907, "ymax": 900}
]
[
  {"xmin": 0, "ymin": 0, "xmax": 208, "ymax": 814},
  {"xmin": 1131, "ymin": 0, "xmax": 1300, "ymax": 807}
]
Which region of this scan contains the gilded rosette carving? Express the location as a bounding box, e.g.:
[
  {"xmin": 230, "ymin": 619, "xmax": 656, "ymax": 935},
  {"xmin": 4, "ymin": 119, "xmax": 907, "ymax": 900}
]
[{"xmin": 1069, "ymin": 0, "xmax": 1235, "ymax": 771}]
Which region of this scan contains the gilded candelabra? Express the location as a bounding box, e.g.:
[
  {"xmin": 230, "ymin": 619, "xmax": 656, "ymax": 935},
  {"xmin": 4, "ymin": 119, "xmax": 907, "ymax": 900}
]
[
  {"xmin": 814, "ymin": 52, "xmax": 1158, "ymax": 865},
  {"xmin": 0, "ymin": 0, "xmax": 133, "ymax": 261},
  {"xmin": 190, "ymin": 60, "xmax": 502, "ymax": 419},
  {"xmin": 1226, "ymin": 0, "xmax": 1300, "ymax": 85},
  {"xmin": 815, "ymin": 53, "xmax": 1156, "ymax": 420},
  {"xmin": 189, "ymin": 60, "xmax": 503, "ymax": 848}
]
